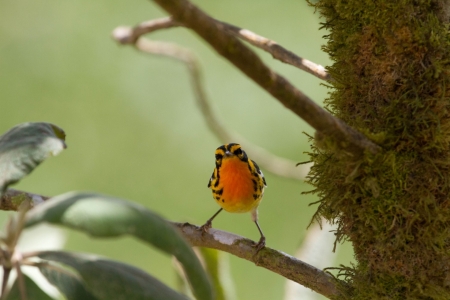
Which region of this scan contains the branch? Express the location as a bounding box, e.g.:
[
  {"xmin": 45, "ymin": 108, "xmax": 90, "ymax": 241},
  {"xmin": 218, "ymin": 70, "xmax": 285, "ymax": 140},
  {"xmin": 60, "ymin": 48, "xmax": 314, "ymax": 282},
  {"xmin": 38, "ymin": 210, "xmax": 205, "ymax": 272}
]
[
  {"xmin": 0, "ymin": 189, "xmax": 48, "ymax": 211},
  {"xmin": 114, "ymin": 17, "xmax": 181, "ymax": 44},
  {"xmin": 148, "ymin": 0, "xmax": 380, "ymax": 156},
  {"xmin": 173, "ymin": 222, "xmax": 344, "ymax": 299},
  {"xmin": 113, "ymin": 23, "xmax": 310, "ymax": 180},
  {"xmin": 219, "ymin": 21, "xmax": 331, "ymax": 81},
  {"xmin": 114, "ymin": 17, "xmax": 331, "ymax": 81}
]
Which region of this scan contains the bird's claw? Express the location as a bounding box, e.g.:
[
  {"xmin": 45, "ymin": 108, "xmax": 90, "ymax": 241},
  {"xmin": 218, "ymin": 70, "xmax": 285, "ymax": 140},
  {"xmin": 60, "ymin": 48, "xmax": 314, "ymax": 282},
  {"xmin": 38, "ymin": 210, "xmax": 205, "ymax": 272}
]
[
  {"xmin": 180, "ymin": 222, "xmax": 191, "ymax": 227},
  {"xmin": 198, "ymin": 220, "xmax": 212, "ymax": 235},
  {"xmin": 253, "ymin": 236, "xmax": 266, "ymax": 253}
]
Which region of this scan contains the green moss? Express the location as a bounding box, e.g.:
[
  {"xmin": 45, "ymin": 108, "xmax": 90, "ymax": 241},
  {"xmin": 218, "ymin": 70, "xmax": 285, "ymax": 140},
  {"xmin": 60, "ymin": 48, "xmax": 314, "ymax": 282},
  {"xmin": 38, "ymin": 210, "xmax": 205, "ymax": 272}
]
[{"xmin": 306, "ymin": 0, "xmax": 450, "ymax": 298}]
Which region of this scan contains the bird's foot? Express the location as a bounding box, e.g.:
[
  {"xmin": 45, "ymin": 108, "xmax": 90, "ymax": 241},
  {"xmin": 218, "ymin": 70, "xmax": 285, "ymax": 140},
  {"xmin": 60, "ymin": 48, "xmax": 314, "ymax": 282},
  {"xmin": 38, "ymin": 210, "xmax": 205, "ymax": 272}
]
[
  {"xmin": 180, "ymin": 222, "xmax": 191, "ymax": 227},
  {"xmin": 253, "ymin": 236, "xmax": 266, "ymax": 253},
  {"xmin": 198, "ymin": 220, "xmax": 212, "ymax": 235}
]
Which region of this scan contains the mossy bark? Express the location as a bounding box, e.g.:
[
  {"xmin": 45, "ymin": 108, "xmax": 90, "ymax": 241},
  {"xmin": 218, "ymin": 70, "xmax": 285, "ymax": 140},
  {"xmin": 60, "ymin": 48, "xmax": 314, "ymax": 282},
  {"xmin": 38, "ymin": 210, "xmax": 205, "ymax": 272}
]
[{"xmin": 308, "ymin": 1, "xmax": 450, "ymax": 298}]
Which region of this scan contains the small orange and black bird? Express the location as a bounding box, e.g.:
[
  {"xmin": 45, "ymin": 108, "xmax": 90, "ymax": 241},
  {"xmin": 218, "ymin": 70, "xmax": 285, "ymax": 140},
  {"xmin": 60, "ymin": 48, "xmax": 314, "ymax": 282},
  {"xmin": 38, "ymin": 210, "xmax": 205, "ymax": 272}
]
[{"xmin": 200, "ymin": 143, "xmax": 267, "ymax": 250}]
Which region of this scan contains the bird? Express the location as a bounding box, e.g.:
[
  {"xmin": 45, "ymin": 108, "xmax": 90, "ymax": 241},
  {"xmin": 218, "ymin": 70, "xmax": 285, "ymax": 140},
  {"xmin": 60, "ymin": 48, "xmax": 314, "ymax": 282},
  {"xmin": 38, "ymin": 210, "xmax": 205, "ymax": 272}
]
[{"xmin": 200, "ymin": 143, "xmax": 267, "ymax": 251}]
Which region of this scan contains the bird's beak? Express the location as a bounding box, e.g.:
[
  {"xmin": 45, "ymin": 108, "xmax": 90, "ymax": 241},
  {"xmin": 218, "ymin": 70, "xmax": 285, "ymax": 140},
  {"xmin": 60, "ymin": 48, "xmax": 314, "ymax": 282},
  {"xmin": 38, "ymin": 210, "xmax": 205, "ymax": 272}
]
[{"xmin": 225, "ymin": 150, "xmax": 233, "ymax": 157}]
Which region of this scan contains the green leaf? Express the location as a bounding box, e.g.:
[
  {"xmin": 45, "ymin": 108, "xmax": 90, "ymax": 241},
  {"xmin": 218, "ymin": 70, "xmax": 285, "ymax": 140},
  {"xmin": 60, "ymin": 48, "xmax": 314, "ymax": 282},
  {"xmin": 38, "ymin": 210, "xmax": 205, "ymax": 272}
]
[
  {"xmin": 197, "ymin": 248, "xmax": 236, "ymax": 300},
  {"xmin": 5, "ymin": 272, "xmax": 54, "ymax": 300},
  {"xmin": 25, "ymin": 192, "xmax": 213, "ymax": 300},
  {"xmin": 37, "ymin": 251, "xmax": 188, "ymax": 300},
  {"xmin": 0, "ymin": 122, "xmax": 66, "ymax": 195},
  {"xmin": 38, "ymin": 263, "xmax": 99, "ymax": 300},
  {"xmin": 175, "ymin": 249, "xmax": 236, "ymax": 300}
]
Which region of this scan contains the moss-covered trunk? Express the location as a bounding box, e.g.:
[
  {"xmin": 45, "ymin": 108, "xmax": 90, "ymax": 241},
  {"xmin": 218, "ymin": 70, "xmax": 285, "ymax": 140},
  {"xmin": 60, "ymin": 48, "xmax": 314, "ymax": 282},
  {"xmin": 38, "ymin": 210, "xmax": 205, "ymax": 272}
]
[{"xmin": 308, "ymin": 1, "xmax": 450, "ymax": 298}]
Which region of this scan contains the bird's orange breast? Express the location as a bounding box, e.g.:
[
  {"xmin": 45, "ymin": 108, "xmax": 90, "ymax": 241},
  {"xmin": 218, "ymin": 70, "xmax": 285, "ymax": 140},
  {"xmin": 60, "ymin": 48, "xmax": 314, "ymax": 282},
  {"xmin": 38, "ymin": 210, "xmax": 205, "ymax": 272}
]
[{"xmin": 214, "ymin": 157, "xmax": 260, "ymax": 213}]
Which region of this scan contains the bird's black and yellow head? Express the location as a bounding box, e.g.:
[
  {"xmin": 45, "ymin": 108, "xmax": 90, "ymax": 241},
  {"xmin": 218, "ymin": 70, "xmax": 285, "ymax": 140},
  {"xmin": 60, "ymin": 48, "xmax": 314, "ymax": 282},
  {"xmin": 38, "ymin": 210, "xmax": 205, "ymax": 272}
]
[{"xmin": 214, "ymin": 143, "xmax": 248, "ymax": 166}]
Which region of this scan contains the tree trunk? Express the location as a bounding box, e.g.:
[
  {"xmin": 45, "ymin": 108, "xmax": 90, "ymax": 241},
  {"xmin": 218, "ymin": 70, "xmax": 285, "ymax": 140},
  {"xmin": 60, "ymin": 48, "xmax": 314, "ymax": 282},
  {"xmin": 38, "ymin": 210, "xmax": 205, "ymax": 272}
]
[{"xmin": 308, "ymin": 0, "xmax": 450, "ymax": 298}]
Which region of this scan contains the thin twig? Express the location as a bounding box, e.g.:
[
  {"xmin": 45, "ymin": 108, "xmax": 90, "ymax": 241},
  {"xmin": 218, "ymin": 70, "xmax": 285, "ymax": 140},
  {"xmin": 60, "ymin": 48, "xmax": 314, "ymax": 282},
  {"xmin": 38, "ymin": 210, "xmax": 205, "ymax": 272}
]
[
  {"xmin": 1, "ymin": 267, "xmax": 11, "ymax": 297},
  {"xmin": 0, "ymin": 202, "xmax": 33, "ymax": 299},
  {"xmin": 218, "ymin": 20, "xmax": 331, "ymax": 81},
  {"xmin": 8, "ymin": 203, "xmax": 31, "ymax": 252},
  {"xmin": 0, "ymin": 189, "xmax": 47, "ymax": 212},
  {"xmin": 141, "ymin": 0, "xmax": 380, "ymax": 156},
  {"xmin": 113, "ymin": 26, "xmax": 310, "ymax": 180},
  {"xmin": 0, "ymin": 189, "xmax": 48, "ymax": 212},
  {"xmin": 14, "ymin": 262, "xmax": 27, "ymax": 300},
  {"xmin": 114, "ymin": 17, "xmax": 181, "ymax": 44},
  {"xmin": 173, "ymin": 222, "xmax": 344, "ymax": 299},
  {"xmin": 114, "ymin": 17, "xmax": 331, "ymax": 81}
]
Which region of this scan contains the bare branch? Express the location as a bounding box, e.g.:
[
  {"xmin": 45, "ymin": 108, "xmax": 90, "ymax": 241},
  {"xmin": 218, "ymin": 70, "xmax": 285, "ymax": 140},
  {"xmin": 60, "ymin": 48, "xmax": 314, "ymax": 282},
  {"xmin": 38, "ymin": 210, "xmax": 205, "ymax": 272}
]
[
  {"xmin": 145, "ymin": 0, "xmax": 380, "ymax": 156},
  {"xmin": 0, "ymin": 189, "xmax": 48, "ymax": 211},
  {"xmin": 14, "ymin": 261, "xmax": 27, "ymax": 300},
  {"xmin": 1, "ymin": 267, "xmax": 11, "ymax": 297},
  {"xmin": 114, "ymin": 17, "xmax": 181, "ymax": 45},
  {"xmin": 113, "ymin": 25, "xmax": 310, "ymax": 180},
  {"xmin": 218, "ymin": 21, "xmax": 331, "ymax": 81},
  {"xmin": 173, "ymin": 222, "xmax": 344, "ymax": 299},
  {"xmin": 11, "ymin": 252, "xmax": 28, "ymax": 300},
  {"xmin": 114, "ymin": 17, "xmax": 331, "ymax": 81}
]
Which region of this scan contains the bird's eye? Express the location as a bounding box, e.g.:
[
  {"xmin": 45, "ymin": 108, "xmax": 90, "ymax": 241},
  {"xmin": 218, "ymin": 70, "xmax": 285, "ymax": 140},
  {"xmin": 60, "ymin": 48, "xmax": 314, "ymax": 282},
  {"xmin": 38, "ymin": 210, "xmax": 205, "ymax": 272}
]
[
  {"xmin": 215, "ymin": 153, "xmax": 223, "ymax": 160},
  {"xmin": 233, "ymin": 148, "xmax": 242, "ymax": 156}
]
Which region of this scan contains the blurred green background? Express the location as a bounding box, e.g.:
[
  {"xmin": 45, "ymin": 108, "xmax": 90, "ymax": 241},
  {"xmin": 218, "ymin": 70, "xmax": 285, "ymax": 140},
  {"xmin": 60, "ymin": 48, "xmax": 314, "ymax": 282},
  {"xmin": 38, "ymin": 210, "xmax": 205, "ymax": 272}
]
[{"xmin": 0, "ymin": 0, "xmax": 353, "ymax": 299}]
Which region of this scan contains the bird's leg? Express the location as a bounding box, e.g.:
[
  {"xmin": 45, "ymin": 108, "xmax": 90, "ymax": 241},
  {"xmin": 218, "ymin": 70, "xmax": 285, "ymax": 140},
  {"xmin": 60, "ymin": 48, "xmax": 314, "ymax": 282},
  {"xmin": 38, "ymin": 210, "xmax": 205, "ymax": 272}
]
[
  {"xmin": 253, "ymin": 220, "xmax": 266, "ymax": 252},
  {"xmin": 251, "ymin": 209, "xmax": 266, "ymax": 252},
  {"xmin": 199, "ymin": 208, "xmax": 223, "ymax": 234}
]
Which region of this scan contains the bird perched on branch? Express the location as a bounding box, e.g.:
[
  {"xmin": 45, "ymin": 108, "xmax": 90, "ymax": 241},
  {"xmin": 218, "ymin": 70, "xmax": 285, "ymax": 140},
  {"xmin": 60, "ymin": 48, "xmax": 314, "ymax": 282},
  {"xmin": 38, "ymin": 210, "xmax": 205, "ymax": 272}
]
[{"xmin": 200, "ymin": 143, "xmax": 267, "ymax": 251}]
